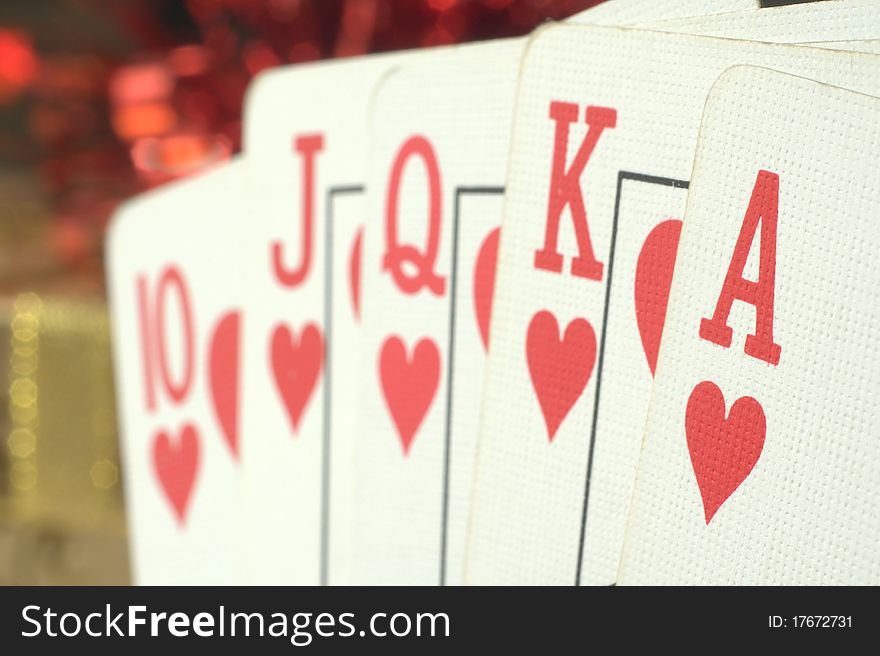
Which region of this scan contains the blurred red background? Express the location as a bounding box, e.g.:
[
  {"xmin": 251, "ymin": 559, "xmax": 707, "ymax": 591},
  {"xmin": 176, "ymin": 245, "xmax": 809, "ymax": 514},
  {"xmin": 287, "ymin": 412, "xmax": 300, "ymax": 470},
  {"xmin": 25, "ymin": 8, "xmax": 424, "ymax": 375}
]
[{"xmin": 0, "ymin": 0, "xmax": 601, "ymax": 296}]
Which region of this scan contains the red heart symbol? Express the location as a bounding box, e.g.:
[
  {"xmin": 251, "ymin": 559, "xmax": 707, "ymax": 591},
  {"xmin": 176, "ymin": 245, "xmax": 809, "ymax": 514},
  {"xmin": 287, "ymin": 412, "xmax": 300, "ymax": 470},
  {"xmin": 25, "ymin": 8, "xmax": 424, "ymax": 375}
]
[
  {"xmin": 349, "ymin": 227, "xmax": 363, "ymax": 322},
  {"xmin": 685, "ymin": 381, "xmax": 766, "ymax": 524},
  {"xmin": 634, "ymin": 219, "xmax": 682, "ymax": 376},
  {"xmin": 152, "ymin": 424, "xmax": 200, "ymax": 526},
  {"xmin": 526, "ymin": 310, "xmax": 596, "ymax": 442},
  {"xmin": 473, "ymin": 227, "xmax": 500, "ymax": 352},
  {"xmin": 208, "ymin": 310, "xmax": 241, "ymax": 459},
  {"xmin": 271, "ymin": 323, "xmax": 324, "ymax": 435},
  {"xmin": 379, "ymin": 336, "xmax": 440, "ymax": 455}
]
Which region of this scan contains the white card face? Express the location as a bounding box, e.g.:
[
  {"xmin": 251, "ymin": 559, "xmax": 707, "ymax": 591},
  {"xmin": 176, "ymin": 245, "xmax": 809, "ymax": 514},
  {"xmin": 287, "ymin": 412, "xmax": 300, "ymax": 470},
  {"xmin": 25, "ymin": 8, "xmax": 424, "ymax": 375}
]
[
  {"xmin": 107, "ymin": 160, "xmax": 245, "ymax": 584},
  {"xmin": 618, "ymin": 66, "xmax": 880, "ymax": 585},
  {"xmin": 241, "ymin": 53, "xmax": 412, "ymax": 585},
  {"xmin": 352, "ymin": 37, "xmax": 524, "ymax": 585},
  {"xmin": 652, "ymin": 0, "xmax": 880, "ymax": 41},
  {"xmin": 571, "ymin": 0, "xmax": 759, "ymax": 25},
  {"xmin": 464, "ymin": 25, "xmax": 880, "ymax": 586}
]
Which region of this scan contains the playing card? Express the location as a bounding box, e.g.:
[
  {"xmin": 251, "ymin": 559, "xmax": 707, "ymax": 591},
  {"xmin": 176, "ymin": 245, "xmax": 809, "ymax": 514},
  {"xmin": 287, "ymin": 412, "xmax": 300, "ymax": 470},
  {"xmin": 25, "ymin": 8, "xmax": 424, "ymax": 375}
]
[
  {"xmin": 352, "ymin": 37, "xmax": 524, "ymax": 586},
  {"xmin": 240, "ymin": 52, "xmax": 417, "ymax": 585},
  {"xmin": 651, "ymin": 0, "xmax": 880, "ymax": 42},
  {"xmin": 464, "ymin": 25, "xmax": 880, "ymax": 586},
  {"xmin": 107, "ymin": 159, "xmax": 245, "ymax": 584},
  {"xmin": 618, "ymin": 65, "xmax": 880, "ymax": 585}
]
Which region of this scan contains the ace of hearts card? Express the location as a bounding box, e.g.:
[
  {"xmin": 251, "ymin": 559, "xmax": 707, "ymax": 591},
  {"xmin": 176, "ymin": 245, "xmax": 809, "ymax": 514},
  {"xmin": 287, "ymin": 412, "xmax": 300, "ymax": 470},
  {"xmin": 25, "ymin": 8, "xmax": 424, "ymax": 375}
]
[{"xmin": 618, "ymin": 65, "xmax": 880, "ymax": 585}]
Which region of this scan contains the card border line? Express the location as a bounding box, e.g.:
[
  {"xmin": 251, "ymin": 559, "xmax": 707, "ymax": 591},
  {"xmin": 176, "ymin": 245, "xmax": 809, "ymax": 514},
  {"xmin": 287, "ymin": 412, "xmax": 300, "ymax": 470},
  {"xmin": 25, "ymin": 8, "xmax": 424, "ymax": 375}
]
[
  {"xmin": 441, "ymin": 185, "xmax": 505, "ymax": 585},
  {"xmin": 323, "ymin": 184, "xmax": 365, "ymax": 586}
]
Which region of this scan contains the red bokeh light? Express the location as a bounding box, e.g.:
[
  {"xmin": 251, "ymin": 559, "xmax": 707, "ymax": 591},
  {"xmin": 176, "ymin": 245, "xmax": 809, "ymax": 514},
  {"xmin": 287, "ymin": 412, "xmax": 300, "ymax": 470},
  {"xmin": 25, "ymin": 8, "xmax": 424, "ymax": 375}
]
[
  {"xmin": 167, "ymin": 46, "xmax": 214, "ymax": 77},
  {"xmin": 0, "ymin": 30, "xmax": 38, "ymax": 101},
  {"xmin": 243, "ymin": 41, "xmax": 282, "ymax": 76},
  {"xmin": 131, "ymin": 132, "xmax": 232, "ymax": 187},
  {"xmin": 109, "ymin": 63, "xmax": 174, "ymax": 106}
]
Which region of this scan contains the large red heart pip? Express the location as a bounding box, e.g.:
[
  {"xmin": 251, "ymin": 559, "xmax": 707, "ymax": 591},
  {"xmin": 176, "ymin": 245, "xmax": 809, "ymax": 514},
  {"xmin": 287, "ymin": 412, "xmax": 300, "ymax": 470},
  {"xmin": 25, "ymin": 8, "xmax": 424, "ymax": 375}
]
[
  {"xmin": 271, "ymin": 323, "xmax": 324, "ymax": 435},
  {"xmin": 152, "ymin": 424, "xmax": 200, "ymax": 526},
  {"xmin": 526, "ymin": 310, "xmax": 596, "ymax": 442},
  {"xmin": 634, "ymin": 219, "xmax": 682, "ymax": 377},
  {"xmin": 473, "ymin": 227, "xmax": 500, "ymax": 352},
  {"xmin": 685, "ymin": 381, "xmax": 766, "ymax": 524},
  {"xmin": 379, "ymin": 336, "xmax": 440, "ymax": 455},
  {"xmin": 208, "ymin": 310, "xmax": 241, "ymax": 459}
]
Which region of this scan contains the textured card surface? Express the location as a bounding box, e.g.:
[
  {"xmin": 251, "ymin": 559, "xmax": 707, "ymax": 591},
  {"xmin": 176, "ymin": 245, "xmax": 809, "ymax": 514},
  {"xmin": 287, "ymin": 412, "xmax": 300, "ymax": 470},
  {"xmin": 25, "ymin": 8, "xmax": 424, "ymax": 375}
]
[
  {"xmin": 465, "ymin": 25, "xmax": 880, "ymax": 586},
  {"xmin": 619, "ymin": 66, "xmax": 880, "ymax": 585},
  {"xmin": 652, "ymin": 0, "xmax": 880, "ymax": 42},
  {"xmin": 107, "ymin": 160, "xmax": 245, "ymax": 584},
  {"xmin": 573, "ymin": 0, "xmax": 759, "ymax": 25}
]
